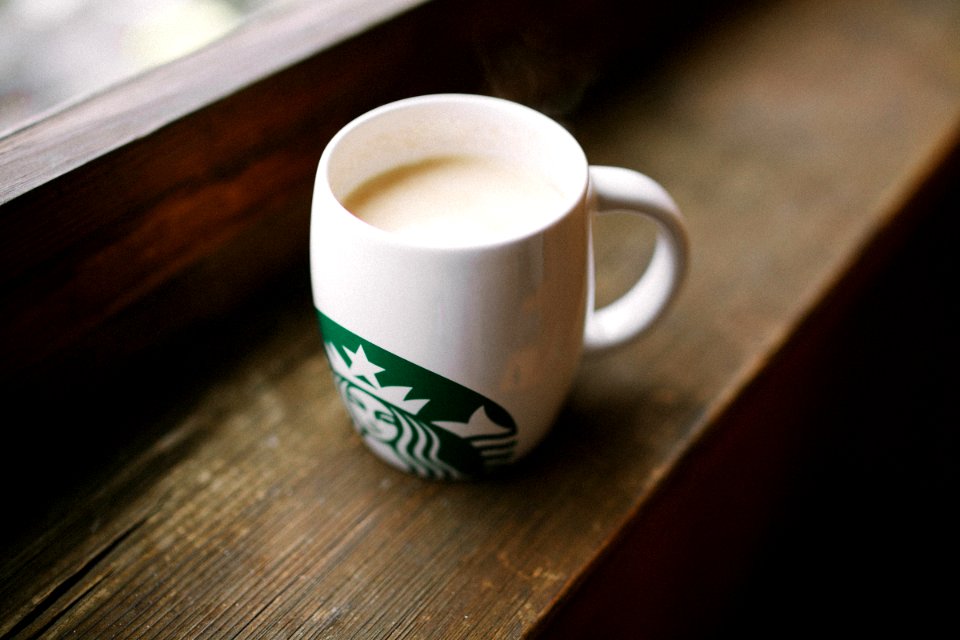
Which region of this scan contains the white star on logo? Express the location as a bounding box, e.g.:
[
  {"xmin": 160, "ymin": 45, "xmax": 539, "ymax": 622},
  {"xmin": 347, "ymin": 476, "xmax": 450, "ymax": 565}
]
[
  {"xmin": 345, "ymin": 345, "xmax": 385, "ymax": 388},
  {"xmin": 434, "ymin": 406, "xmax": 511, "ymax": 439}
]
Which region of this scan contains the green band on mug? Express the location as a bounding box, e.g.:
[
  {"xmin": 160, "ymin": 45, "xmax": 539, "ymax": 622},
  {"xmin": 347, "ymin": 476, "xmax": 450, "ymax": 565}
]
[{"xmin": 318, "ymin": 311, "xmax": 518, "ymax": 479}]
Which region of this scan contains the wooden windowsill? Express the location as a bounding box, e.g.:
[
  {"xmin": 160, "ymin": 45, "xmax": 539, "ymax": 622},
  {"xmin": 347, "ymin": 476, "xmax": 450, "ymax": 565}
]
[{"xmin": 2, "ymin": 0, "xmax": 957, "ymax": 637}]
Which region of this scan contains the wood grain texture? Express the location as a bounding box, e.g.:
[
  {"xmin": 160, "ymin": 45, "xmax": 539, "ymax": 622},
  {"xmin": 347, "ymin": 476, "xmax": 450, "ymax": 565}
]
[
  {"xmin": 1, "ymin": 0, "xmax": 958, "ymax": 638},
  {"xmin": 0, "ymin": 0, "xmax": 442, "ymax": 382},
  {"xmin": 0, "ymin": 0, "xmax": 431, "ymax": 203}
]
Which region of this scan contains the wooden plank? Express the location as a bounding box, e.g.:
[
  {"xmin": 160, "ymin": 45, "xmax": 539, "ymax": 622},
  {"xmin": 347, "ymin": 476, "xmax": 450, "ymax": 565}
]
[
  {"xmin": 0, "ymin": 0, "xmax": 431, "ymax": 203},
  {"xmin": 0, "ymin": 0, "xmax": 438, "ymax": 383},
  {"xmin": 1, "ymin": 0, "xmax": 958, "ymax": 638}
]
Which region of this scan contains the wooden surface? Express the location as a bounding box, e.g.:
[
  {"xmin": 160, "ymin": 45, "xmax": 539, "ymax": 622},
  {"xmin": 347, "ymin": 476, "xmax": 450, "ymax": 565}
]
[
  {"xmin": 2, "ymin": 0, "xmax": 958, "ymax": 637},
  {"xmin": 0, "ymin": 0, "xmax": 434, "ymax": 381}
]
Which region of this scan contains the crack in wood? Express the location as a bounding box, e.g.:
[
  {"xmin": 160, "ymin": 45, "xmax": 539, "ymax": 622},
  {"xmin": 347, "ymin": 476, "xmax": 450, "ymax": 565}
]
[{"xmin": 1, "ymin": 515, "xmax": 148, "ymax": 640}]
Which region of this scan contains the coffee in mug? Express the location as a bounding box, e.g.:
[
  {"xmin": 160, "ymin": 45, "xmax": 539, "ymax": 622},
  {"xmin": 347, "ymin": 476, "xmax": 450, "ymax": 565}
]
[{"xmin": 342, "ymin": 155, "xmax": 567, "ymax": 246}]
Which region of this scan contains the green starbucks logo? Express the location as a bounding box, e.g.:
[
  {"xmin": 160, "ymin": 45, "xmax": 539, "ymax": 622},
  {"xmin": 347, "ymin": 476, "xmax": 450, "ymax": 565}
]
[{"xmin": 318, "ymin": 312, "xmax": 518, "ymax": 479}]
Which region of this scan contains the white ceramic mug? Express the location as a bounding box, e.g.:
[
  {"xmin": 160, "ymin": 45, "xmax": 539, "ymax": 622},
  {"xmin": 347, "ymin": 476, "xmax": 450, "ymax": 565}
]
[{"xmin": 311, "ymin": 94, "xmax": 688, "ymax": 480}]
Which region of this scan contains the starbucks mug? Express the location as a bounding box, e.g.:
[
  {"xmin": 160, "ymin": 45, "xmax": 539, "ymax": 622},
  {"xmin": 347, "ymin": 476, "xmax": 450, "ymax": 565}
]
[{"xmin": 311, "ymin": 94, "xmax": 688, "ymax": 480}]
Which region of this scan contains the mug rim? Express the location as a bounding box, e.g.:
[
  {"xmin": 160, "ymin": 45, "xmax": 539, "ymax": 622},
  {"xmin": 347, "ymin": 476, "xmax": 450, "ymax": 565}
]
[{"xmin": 316, "ymin": 93, "xmax": 589, "ymax": 252}]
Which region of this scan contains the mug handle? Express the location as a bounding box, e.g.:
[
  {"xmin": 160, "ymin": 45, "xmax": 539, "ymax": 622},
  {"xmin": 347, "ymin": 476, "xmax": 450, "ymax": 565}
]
[{"xmin": 583, "ymin": 166, "xmax": 690, "ymax": 355}]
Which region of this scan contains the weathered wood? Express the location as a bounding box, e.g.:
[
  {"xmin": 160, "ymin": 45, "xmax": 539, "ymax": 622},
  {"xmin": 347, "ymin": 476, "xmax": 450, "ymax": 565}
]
[
  {"xmin": 1, "ymin": 0, "xmax": 958, "ymax": 638},
  {"xmin": 0, "ymin": 0, "xmax": 432, "ymax": 203},
  {"xmin": 0, "ymin": 0, "xmax": 438, "ymax": 382}
]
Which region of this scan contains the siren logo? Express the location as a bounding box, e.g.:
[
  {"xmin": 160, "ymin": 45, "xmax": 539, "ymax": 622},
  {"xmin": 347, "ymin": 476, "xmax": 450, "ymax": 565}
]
[{"xmin": 318, "ymin": 312, "xmax": 518, "ymax": 479}]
